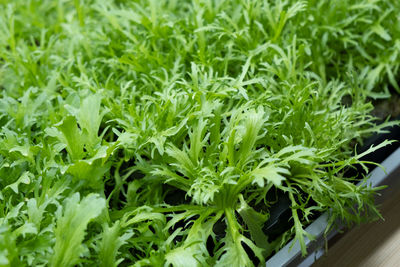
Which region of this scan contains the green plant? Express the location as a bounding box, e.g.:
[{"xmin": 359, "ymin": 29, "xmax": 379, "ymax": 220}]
[{"xmin": 0, "ymin": 0, "xmax": 399, "ymax": 266}]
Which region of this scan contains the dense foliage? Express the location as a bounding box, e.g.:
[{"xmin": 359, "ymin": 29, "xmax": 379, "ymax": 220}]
[{"xmin": 0, "ymin": 0, "xmax": 399, "ymax": 266}]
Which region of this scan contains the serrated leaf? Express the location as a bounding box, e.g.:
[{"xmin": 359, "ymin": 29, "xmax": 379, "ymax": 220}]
[
  {"xmin": 51, "ymin": 193, "xmax": 106, "ymax": 267},
  {"xmin": 53, "ymin": 116, "xmax": 84, "ymax": 161},
  {"xmin": 251, "ymin": 165, "xmax": 289, "ymax": 187},
  {"xmin": 5, "ymin": 171, "xmax": 32, "ymax": 194},
  {"xmin": 98, "ymin": 222, "xmax": 132, "ymax": 267}
]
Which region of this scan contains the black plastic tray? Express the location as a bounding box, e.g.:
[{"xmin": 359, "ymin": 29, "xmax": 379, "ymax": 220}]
[{"xmin": 263, "ymin": 116, "xmax": 400, "ymax": 254}]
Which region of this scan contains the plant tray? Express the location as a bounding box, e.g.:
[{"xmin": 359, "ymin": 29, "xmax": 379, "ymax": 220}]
[{"xmin": 266, "ymin": 145, "xmax": 400, "ymax": 267}]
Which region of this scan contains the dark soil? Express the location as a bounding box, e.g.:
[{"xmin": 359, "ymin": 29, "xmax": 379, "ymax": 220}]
[{"xmin": 372, "ymin": 94, "xmax": 400, "ymax": 119}]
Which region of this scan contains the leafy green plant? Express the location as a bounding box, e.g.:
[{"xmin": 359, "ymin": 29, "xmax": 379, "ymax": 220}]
[{"xmin": 0, "ymin": 0, "xmax": 399, "ymax": 266}]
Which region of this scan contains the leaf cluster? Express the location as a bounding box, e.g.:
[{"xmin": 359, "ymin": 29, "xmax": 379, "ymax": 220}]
[{"xmin": 0, "ymin": 0, "xmax": 399, "ymax": 266}]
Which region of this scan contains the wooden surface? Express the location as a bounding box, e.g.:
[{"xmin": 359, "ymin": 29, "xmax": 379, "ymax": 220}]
[{"xmin": 313, "ymin": 189, "xmax": 400, "ymax": 267}]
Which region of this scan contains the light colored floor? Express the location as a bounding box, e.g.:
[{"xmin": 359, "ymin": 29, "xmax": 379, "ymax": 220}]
[{"xmin": 313, "ymin": 189, "xmax": 400, "ymax": 267}]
